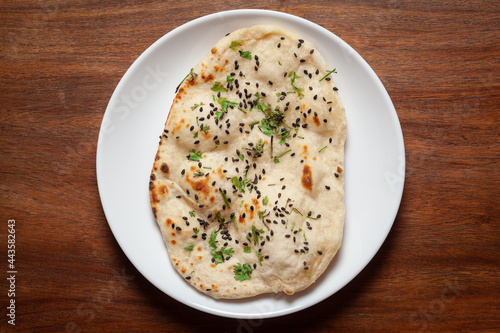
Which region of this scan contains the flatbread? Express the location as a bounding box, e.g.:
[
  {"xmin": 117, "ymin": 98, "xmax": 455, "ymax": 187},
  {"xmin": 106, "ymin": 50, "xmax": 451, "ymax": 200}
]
[{"xmin": 149, "ymin": 24, "xmax": 347, "ymax": 299}]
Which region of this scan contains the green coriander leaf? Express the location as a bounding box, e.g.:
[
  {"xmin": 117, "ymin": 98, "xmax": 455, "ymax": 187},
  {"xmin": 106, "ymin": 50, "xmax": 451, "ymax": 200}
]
[
  {"xmin": 189, "ymin": 211, "xmax": 195, "ymax": 217},
  {"xmin": 209, "ymin": 230, "xmax": 218, "ymax": 250},
  {"xmin": 262, "ymin": 195, "xmax": 269, "ymax": 206},
  {"xmin": 220, "ymin": 189, "xmax": 231, "ymax": 208},
  {"xmin": 273, "ymin": 149, "xmax": 291, "ymax": 163},
  {"xmin": 188, "ymin": 149, "xmax": 203, "ymax": 162},
  {"xmin": 193, "ymin": 227, "xmax": 199, "ymax": 234},
  {"xmin": 234, "ymin": 263, "xmax": 253, "ymax": 281},
  {"xmin": 227, "ymin": 75, "xmax": 235, "ymax": 84},
  {"xmin": 239, "ymin": 50, "xmax": 252, "ymax": 60},
  {"xmin": 190, "ymin": 102, "xmax": 204, "ymax": 110},
  {"xmin": 256, "ymin": 251, "xmax": 263, "ymax": 266},
  {"xmin": 319, "ymin": 146, "xmax": 327, "ymax": 152},
  {"xmin": 193, "ymin": 132, "xmax": 198, "ymax": 138},
  {"xmin": 184, "ymin": 245, "xmax": 194, "ymax": 251},
  {"xmin": 229, "ymin": 40, "xmax": 243, "ymax": 50},
  {"xmin": 319, "ymin": 68, "xmax": 337, "ymax": 82},
  {"xmin": 243, "ymin": 247, "xmax": 251, "ymax": 253},
  {"xmin": 211, "ymin": 81, "xmax": 227, "ymax": 92},
  {"xmin": 288, "ymin": 71, "xmax": 304, "ymax": 98}
]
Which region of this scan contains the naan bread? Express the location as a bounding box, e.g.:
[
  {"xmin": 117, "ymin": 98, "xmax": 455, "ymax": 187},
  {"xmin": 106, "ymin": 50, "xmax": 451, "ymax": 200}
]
[{"xmin": 149, "ymin": 24, "xmax": 346, "ymax": 299}]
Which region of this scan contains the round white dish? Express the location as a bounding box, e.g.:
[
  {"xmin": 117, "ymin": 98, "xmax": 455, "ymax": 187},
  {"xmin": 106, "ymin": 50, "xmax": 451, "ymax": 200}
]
[{"xmin": 96, "ymin": 9, "xmax": 405, "ymax": 319}]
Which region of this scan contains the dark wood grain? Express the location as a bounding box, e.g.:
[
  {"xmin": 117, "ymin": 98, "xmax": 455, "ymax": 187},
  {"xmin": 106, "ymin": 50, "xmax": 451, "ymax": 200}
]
[{"xmin": 1, "ymin": 0, "xmax": 499, "ymax": 332}]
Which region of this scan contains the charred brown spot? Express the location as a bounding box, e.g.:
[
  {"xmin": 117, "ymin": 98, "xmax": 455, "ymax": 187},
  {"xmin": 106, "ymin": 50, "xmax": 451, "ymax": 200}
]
[
  {"xmin": 150, "ymin": 173, "xmax": 156, "ymax": 181},
  {"xmin": 171, "ymin": 240, "xmax": 176, "ymax": 245},
  {"xmin": 337, "ymin": 166, "xmax": 343, "ymax": 173},
  {"xmin": 159, "ymin": 185, "xmax": 168, "ymax": 195},
  {"xmin": 181, "ymin": 267, "xmax": 187, "ymax": 274},
  {"xmin": 197, "ymin": 246, "xmax": 202, "ymax": 251},
  {"xmin": 216, "ymin": 166, "xmax": 225, "ymax": 179},
  {"xmin": 302, "ymin": 145, "xmax": 308, "ymax": 155},
  {"xmin": 301, "ymin": 165, "xmax": 313, "ymax": 191},
  {"xmin": 210, "ymin": 196, "xmax": 215, "ymax": 203},
  {"xmin": 238, "ymin": 214, "xmax": 245, "ymax": 224},
  {"xmin": 152, "ymin": 207, "xmax": 157, "ymax": 218},
  {"xmin": 252, "ymin": 198, "xmax": 260, "ymax": 211},
  {"xmin": 166, "ymin": 218, "xmax": 173, "ymax": 226},
  {"xmin": 150, "ymin": 191, "xmax": 159, "ymax": 204},
  {"xmin": 313, "ymin": 116, "xmax": 320, "ymax": 126},
  {"xmin": 202, "ymin": 74, "xmax": 214, "ymax": 83},
  {"xmin": 211, "ymin": 47, "xmax": 217, "ymax": 54},
  {"xmin": 155, "ymin": 153, "xmax": 160, "ymax": 161},
  {"xmin": 160, "ymin": 163, "xmax": 169, "ymax": 174},
  {"xmin": 149, "ymin": 181, "xmax": 154, "ymax": 190},
  {"xmin": 211, "ymin": 284, "xmax": 219, "ymax": 292},
  {"xmin": 244, "ymin": 204, "xmax": 254, "ymax": 220},
  {"xmin": 185, "ymin": 176, "xmax": 211, "ymax": 198}
]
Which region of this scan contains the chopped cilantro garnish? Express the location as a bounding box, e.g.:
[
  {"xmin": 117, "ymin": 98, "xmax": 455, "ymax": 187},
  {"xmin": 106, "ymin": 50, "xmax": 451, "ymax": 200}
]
[
  {"xmin": 220, "ymin": 189, "xmax": 230, "ymax": 208},
  {"xmin": 239, "ymin": 50, "xmax": 252, "ymax": 60},
  {"xmin": 184, "ymin": 245, "xmax": 194, "ymax": 251},
  {"xmin": 243, "ymin": 247, "xmax": 251, "ymax": 253},
  {"xmin": 229, "ymin": 40, "xmax": 243, "ymax": 50},
  {"xmin": 288, "ymin": 71, "xmax": 304, "ymax": 98},
  {"xmin": 188, "ymin": 149, "xmax": 203, "ymax": 161},
  {"xmin": 209, "ymin": 229, "xmax": 218, "ymax": 249},
  {"xmin": 319, "ymin": 146, "xmax": 327, "ymax": 152},
  {"xmin": 193, "ymin": 227, "xmax": 199, "ymax": 234},
  {"xmin": 190, "ymin": 102, "xmax": 204, "ymax": 110},
  {"xmin": 211, "ymin": 81, "xmax": 227, "ymax": 92},
  {"xmin": 227, "ymin": 75, "xmax": 235, "ymax": 84},
  {"xmin": 251, "ymin": 225, "xmax": 264, "ymax": 245},
  {"xmin": 201, "ymin": 125, "xmax": 210, "ymax": 134},
  {"xmin": 234, "ymin": 262, "xmax": 253, "ymax": 281},
  {"xmin": 319, "ymin": 68, "xmax": 337, "ymax": 82},
  {"xmin": 193, "ymin": 169, "xmax": 204, "ymax": 177},
  {"xmin": 215, "ymin": 97, "xmax": 238, "ymax": 120},
  {"xmin": 209, "ymin": 229, "xmax": 234, "ymax": 264},
  {"xmin": 189, "ymin": 211, "xmax": 195, "ymax": 217},
  {"xmin": 273, "ymin": 149, "xmax": 292, "ymax": 163},
  {"xmin": 176, "ymin": 68, "xmax": 197, "ymax": 93},
  {"xmin": 256, "ymin": 251, "xmax": 263, "ymax": 266},
  {"xmin": 232, "ymin": 176, "xmax": 250, "ymax": 193},
  {"xmin": 262, "ymin": 195, "xmax": 269, "ymax": 206},
  {"xmin": 212, "ymin": 246, "xmax": 234, "ymax": 265},
  {"xmin": 193, "ymin": 132, "xmax": 198, "ymax": 138}
]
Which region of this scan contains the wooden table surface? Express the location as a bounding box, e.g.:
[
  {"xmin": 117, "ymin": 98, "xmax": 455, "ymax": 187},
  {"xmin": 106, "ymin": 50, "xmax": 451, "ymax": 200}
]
[{"xmin": 1, "ymin": 1, "xmax": 499, "ymax": 332}]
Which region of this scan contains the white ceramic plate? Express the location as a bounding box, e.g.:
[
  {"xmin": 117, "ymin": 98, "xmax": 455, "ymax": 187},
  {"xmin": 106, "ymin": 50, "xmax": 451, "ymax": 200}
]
[{"xmin": 96, "ymin": 9, "xmax": 405, "ymax": 319}]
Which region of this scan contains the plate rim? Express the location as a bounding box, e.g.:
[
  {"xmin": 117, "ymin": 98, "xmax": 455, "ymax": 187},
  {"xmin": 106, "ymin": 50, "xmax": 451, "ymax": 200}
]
[{"xmin": 96, "ymin": 8, "xmax": 405, "ymax": 319}]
